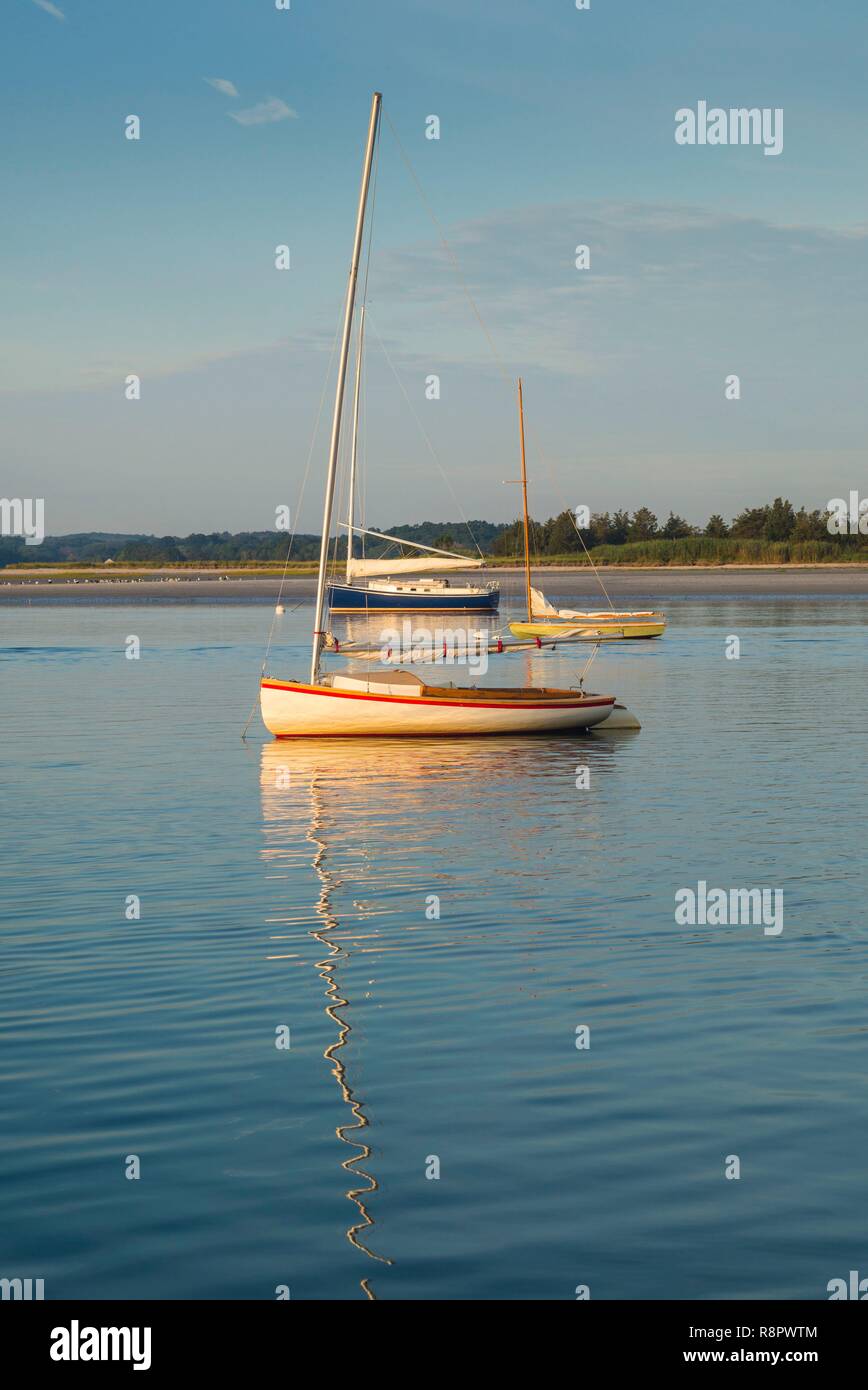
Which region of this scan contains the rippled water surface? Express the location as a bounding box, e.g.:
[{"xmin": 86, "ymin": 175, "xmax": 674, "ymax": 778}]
[{"xmin": 2, "ymin": 592, "xmax": 868, "ymax": 1299}]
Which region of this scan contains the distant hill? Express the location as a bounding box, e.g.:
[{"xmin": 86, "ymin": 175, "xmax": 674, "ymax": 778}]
[
  {"xmin": 3, "ymin": 501, "xmax": 864, "ymax": 567},
  {"xmin": 374, "ymin": 520, "xmax": 510, "ymax": 554},
  {"xmin": 0, "ymin": 522, "xmax": 510, "ymax": 567},
  {"xmin": 0, "ymin": 532, "xmax": 150, "ymax": 566}
]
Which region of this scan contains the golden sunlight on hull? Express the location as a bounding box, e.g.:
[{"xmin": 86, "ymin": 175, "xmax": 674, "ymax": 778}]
[
  {"xmin": 260, "ymin": 675, "xmax": 617, "ymax": 737},
  {"xmin": 509, "ymin": 615, "xmax": 665, "ymax": 640}
]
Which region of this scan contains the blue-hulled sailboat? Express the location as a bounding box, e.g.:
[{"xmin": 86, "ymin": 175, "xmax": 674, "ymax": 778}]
[{"xmin": 325, "ymin": 308, "xmax": 499, "ymax": 615}]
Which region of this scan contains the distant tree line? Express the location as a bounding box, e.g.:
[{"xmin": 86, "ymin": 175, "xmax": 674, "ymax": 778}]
[
  {"xmin": 494, "ymin": 497, "xmax": 843, "ymax": 556},
  {"xmin": 0, "ymin": 531, "xmax": 322, "ymax": 567},
  {"xmin": 0, "ymin": 501, "xmax": 862, "ymax": 567}
]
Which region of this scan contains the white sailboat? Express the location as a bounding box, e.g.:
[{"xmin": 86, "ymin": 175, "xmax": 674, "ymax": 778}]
[
  {"xmin": 327, "ymin": 307, "xmax": 499, "ymax": 614},
  {"xmin": 328, "ymin": 533, "xmax": 500, "ymax": 613},
  {"xmin": 260, "ymin": 92, "xmax": 632, "ymax": 738}
]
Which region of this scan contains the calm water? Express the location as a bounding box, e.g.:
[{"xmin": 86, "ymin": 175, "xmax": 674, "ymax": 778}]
[{"xmin": 2, "ymin": 590, "xmax": 867, "ymax": 1300}]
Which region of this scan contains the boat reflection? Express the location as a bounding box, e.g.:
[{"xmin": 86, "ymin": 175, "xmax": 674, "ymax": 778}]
[
  {"xmin": 259, "ymin": 732, "xmax": 625, "ymax": 1295},
  {"xmin": 337, "ymin": 614, "xmax": 497, "ymax": 646},
  {"xmin": 260, "ymin": 741, "xmax": 393, "ymax": 1299}
]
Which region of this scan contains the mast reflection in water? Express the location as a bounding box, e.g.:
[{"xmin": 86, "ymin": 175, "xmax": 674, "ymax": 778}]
[{"xmin": 260, "ymin": 742, "xmax": 394, "ymax": 1298}]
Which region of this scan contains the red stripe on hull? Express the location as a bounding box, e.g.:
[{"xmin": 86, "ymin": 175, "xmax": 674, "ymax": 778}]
[
  {"xmin": 261, "ymin": 678, "xmax": 614, "ymax": 712},
  {"xmin": 328, "ymin": 606, "xmax": 497, "ymax": 614}
]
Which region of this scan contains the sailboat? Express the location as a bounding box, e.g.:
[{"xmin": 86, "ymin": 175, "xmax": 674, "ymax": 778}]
[
  {"xmin": 507, "ymin": 382, "xmax": 666, "ymax": 641},
  {"xmin": 326, "ymin": 308, "xmax": 499, "ymax": 615},
  {"xmin": 260, "ymin": 92, "xmax": 631, "ymax": 738},
  {"xmin": 327, "ymin": 554, "xmax": 500, "ymax": 614}
]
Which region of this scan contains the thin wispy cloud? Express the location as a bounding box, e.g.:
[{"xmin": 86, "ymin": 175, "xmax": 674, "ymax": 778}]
[
  {"xmin": 31, "ymin": 0, "xmax": 66, "ymax": 19},
  {"xmin": 229, "ymin": 98, "xmax": 297, "ymax": 128},
  {"xmin": 368, "ymin": 199, "xmax": 868, "ymax": 380},
  {"xmin": 204, "ymin": 77, "xmax": 238, "ymax": 98}
]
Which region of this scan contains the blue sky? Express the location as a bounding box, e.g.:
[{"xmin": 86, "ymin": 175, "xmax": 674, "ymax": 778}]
[{"xmin": 3, "ymin": 0, "xmax": 867, "ymax": 534}]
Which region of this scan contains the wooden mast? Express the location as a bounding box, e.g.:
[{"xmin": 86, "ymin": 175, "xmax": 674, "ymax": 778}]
[
  {"xmin": 517, "ymin": 378, "xmax": 533, "ymax": 622},
  {"xmin": 310, "ymin": 92, "xmax": 381, "ymax": 684}
]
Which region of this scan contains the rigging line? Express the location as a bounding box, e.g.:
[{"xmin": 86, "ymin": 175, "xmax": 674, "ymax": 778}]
[
  {"xmin": 240, "ymin": 597, "xmax": 308, "ymax": 740},
  {"xmin": 360, "ymin": 126, "xmax": 379, "ymax": 310},
  {"xmin": 383, "ymin": 109, "xmax": 512, "ymax": 390},
  {"xmin": 334, "ymin": 334, "xmax": 357, "ymax": 583},
  {"xmin": 511, "ymin": 361, "xmax": 613, "ymax": 609},
  {"xmin": 568, "ymin": 508, "xmax": 617, "ymax": 612},
  {"xmin": 352, "ymin": 127, "xmax": 379, "ymax": 569},
  {"xmin": 328, "ymin": 468, "xmax": 343, "ymax": 587},
  {"xmin": 575, "ymin": 641, "xmax": 601, "ymax": 689},
  {"xmin": 518, "ymin": 416, "xmax": 617, "ymax": 611},
  {"xmin": 359, "ymin": 353, "xmax": 367, "ymax": 556},
  {"xmin": 242, "ymin": 306, "xmax": 345, "ymax": 740},
  {"xmin": 386, "ymin": 97, "xmax": 539, "ymax": 523},
  {"xmin": 262, "ymin": 308, "xmax": 344, "ymax": 664},
  {"xmin": 384, "ymin": 109, "xmax": 610, "ymax": 605},
  {"xmin": 366, "ymin": 311, "xmax": 485, "ymax": 561}
]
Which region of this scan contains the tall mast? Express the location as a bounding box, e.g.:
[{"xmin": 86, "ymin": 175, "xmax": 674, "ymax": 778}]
[
  {"xmin": 310, "ymin": 92, "xmax": 381, "ymax": 684},
  {"xmin": 517, "ymin": 378, "xmax": 533, "ymax": 623},
  {"xmin": 345, "ymin": 305, "xmax": 365, "ymax": 583}
]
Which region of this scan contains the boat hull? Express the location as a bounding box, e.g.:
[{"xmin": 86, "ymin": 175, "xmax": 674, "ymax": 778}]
[
  {"xmin": 510, "ymin": 617, "xmax": 665, "ymax": 639},
  {"xmin": 261, "ymin": 677, "xmax": 616, "ymax": 737},
  {"xmin": 328, "ymin": 582, "xmax": 499, "ymax": 613}
]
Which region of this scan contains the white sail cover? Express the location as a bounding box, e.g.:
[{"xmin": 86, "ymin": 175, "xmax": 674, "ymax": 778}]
[
  {"xmin": 347, "ymin": 555, "xmax": 481, "ymax": 579},
  {"xmin": 530, "ymin": 586, "xmax": 563, "ymax": 616},
  {"xmin": 530, "ymin": 586, "xmax": 656, "ymax": 620}
]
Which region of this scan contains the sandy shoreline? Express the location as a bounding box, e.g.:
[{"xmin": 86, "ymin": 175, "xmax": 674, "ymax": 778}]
[{"xmin": 3, "ymin": 565, "xmax": 868, "ymax": 602}]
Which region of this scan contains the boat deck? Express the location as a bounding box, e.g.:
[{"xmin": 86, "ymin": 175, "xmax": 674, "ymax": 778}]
[{"xmin": 419, "ymin": 683, "xmax": 592, "ymax": 702}]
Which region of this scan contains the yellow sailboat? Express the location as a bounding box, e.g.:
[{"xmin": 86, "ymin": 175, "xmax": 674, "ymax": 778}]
[{"xmin": 507, "ymin": 382, "xmax": 666, "ymax": 641}]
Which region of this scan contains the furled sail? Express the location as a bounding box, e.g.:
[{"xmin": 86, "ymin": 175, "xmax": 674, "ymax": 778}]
[
  {"xmin": 347, "ymin": 555, "xmax": 481, "ymax": 580},
  {"xmin": 530, "ymin": 585, "xmax": 658, "ymax": 621},
  {"xmin": 530, "ymin": 586, "xmax": 561, "ymax": 616}
]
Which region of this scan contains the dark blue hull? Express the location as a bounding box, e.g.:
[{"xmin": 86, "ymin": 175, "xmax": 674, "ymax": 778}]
[{"xmin": 328, "ymin": 583, "xmax": 500, "ymax": 613}]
